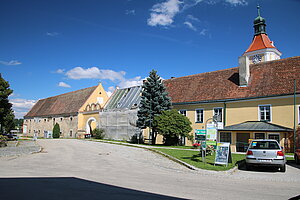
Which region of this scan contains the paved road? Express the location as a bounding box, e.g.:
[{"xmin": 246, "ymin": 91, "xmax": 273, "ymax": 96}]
[{"xmin": 0, "ymin": 139, "xmax": 299, "ymax": 200}]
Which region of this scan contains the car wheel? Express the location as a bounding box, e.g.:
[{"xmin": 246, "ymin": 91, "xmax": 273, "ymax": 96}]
[
  {"xmin": 279, "ymin": 164, "xmax": 286, "ymax": 172},
  {"xmin": 295, "ymin": 155, "xmax": 300, "ymax": 165}
]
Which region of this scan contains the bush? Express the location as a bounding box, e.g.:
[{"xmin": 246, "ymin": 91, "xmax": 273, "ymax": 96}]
[
  {"xmin": 92, "ymin": 128, "xmax": 105, "ymax": 139},
  {"xmin": 0, "ymin": 135, "xmax": 8, "ymax": 147},
  {"xmin": 53, "ymin": 123, "xmax": 60, "ymax": 138}
]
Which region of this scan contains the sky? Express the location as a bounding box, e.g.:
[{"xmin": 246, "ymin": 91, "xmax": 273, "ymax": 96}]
[{"xmin": 1, "ymin": 0, "xmax": 300, "ymax": 119}]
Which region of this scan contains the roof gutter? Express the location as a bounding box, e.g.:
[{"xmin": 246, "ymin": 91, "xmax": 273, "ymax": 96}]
[{"xmin": 172, "ymin": 93, "xmax": 300, "ymax": 106}]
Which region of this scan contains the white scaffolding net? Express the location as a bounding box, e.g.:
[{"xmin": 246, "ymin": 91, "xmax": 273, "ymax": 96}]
[{"xmin": 99, "ymin": 109, "xmax": 141, "ymax": 141}]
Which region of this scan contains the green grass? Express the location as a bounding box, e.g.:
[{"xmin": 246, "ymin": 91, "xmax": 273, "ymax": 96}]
[{"xmin": 155, "ymin": 148, "xmax": 245, "ymax": 171}]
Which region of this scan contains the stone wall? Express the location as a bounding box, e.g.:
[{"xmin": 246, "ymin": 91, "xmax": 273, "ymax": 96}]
[{"xmin": 23, "ymin": 115, "xmax": 78, "ymax": 138}]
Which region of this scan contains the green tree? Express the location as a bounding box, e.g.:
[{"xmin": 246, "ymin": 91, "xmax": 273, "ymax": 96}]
[
  {"xmin": 154, "ymin": 109, "xmax": 193, "ymax": 146},
  {"xmin": 137, "ymin": 70, "xmax": 172, "ymax": 144},
  {"xmin": 52, "ymin": 123, "xmax": 60, "ymax": 138},
  {"xmin": 92, "ymin": 128, "xmax": 105, "ymax": 139},
  {"xmin": 0, "ymin": 74, "xmax": 15, "ymax": 134}
]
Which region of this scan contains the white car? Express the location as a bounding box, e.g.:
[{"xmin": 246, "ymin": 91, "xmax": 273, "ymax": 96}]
[{"xmin": 245, "ymin": 139, "xmax": 286, "ymax": 172}]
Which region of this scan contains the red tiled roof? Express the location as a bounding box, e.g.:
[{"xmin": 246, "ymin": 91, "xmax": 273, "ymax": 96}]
[
  {"xmin": 24, "ymin": 86, "xmax": 97, "ymax": 118},
  {"xmin": 164, "ymin": 56, "xmax": 300, "ymax": 104},
  {"xmin": 244, "ymin": 34, "xmax": 276, "ymax": 53}
]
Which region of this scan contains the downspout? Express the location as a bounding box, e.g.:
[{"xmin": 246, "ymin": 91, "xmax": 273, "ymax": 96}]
[
  {"xmin": 294, "ymin": 79, "xmax": 297, "ymax": 153},
  {"xmin": 223, "ymin": 102, "xmax": 227, "ymax": 127}
]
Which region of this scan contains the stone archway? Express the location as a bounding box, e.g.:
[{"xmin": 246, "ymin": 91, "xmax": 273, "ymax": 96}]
[{"xmin": 86, "ymin": 117, "xmax": 97, "ymax": 136}]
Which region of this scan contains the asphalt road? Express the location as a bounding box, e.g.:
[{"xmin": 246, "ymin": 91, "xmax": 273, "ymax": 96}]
[{"xmin": 0, "ymin": 139, "xmax": 299, "ymax": 200}]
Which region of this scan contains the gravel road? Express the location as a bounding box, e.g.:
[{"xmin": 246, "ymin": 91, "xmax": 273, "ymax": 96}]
[{"xmin": 0, "ymin": 139, "xmax": 299, "ymax": 200}]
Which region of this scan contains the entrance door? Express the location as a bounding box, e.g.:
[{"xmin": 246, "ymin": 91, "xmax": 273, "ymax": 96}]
[{"xmin": 236, "ymin": 133, "xmax": 250, "ymax": 152}]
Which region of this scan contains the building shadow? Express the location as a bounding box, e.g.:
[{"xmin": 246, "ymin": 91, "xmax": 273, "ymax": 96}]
[
  {"xmin": 0, "ymin": 177, "xmax": 187, "ymax": 200},
  {"xmin": 286, "ymin": 160, "xmax": 300, "ymax": 170}
]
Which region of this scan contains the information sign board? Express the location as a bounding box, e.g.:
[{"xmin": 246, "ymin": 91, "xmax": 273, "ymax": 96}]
[
  {"xmin": 206, "ymin": 124, "xmax": 217, "ymax": 140},
  {"xmin": 215, "ymin": 142, "xmax": 231, "ymax": 166}
]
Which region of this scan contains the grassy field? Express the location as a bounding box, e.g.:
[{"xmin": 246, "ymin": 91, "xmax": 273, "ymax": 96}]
[{"xmin": 155, "ymin": 148, "xmax": 245, "ymax": 171}]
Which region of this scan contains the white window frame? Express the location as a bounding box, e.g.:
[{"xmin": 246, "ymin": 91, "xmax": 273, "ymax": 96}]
[
  {"xmin": 258, "ymin": 104, "xmax": 272, "ymax": 122},
  {"xmin": 179, "ymin": 109, "xmax": 187, "ymax": 117},
  {"xmin": 298, "ymin": 105, "xmax": 300, "ymax": 125},
  {"xmin": 213, "ymin": 107, "xmax": 223, "ymax": 122},
  {"xmin": 195, "ymin": 108, "xmax": 204, "ymax": 123}
]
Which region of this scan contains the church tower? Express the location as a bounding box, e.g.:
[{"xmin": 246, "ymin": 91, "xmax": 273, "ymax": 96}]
[{"xmin": 243, "ymin": 5, "xmax": 282, "ymax": 64}]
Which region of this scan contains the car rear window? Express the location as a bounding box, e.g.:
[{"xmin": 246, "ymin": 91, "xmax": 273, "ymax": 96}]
[{"xmin": 250, "ymin": 141, "xmax": 280, "ymax": 149}]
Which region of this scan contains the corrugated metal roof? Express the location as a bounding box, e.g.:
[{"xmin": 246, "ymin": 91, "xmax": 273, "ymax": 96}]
[
  {"xmin": 104, "ymin": 86, "xmax": 142, "ymax": 110},
  {"xmin": 220, "ymin": 121, "xmax": 293, "ymax": 132}
]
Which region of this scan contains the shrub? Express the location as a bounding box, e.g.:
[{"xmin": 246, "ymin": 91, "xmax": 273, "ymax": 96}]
[
  {"xmin": 53, "ymin": 123, "xmax": 60, "ymax": 138},
  {"xmin": 0, "ymin": 135, "xmax": 8, "ymax": 147},
  {"xmin": 92, "ymin": 128, "xmax": 105, "ymax": 139}
]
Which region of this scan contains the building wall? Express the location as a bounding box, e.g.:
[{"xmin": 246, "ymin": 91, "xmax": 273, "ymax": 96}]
[
  {"xmin": 77, "ymin": 83, "xmax": 109, "ymax": 136},
  {"xmin": 23, "ymin": 115, "xmax": 78, "ymax": 138},
  {"xmin": 173, "ymin": 95, "xmax": 300, "ymax": 147}
]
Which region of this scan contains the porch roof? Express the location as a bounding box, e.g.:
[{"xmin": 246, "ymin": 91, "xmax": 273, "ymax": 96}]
[{"xmin": 219, "ymin": 121, "xmax": 293, "ymax": 132}]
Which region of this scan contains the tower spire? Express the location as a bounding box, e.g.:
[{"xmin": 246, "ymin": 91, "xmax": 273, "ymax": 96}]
[
  {"xmin": 253, "ymin": 5, "xmax": 266, "ymax": 35},
  {"xmin": 257, "ymin": 4, "xmax": 261, "ymax": 17}
]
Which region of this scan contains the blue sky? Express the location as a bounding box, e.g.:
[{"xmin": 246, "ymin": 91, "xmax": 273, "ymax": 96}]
[{"xmin": 1, "ymin": 0, "xmax": 300, "ymax": 118}]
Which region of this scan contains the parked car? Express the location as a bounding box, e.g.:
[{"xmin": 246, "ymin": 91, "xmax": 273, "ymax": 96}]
[
  {"xmin": 1, "ymin": 133, "xmax": 18, "ymax": 141},
  {"xmin": 295, "ymin": 133, "xmax": 300, "ymax": 165},
  {"xmin": 245, "ymin": 139, "xmax": 286, "ymax": 172}
]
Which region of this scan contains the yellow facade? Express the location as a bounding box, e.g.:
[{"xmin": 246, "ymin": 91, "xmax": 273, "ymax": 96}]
[
  {"xmin": 77, "ymin": 83, "xmax": 109, "ymax": 138},
  {"xmin": 172, "ymin": 95, "xmax": 300, "ymax": 152}
]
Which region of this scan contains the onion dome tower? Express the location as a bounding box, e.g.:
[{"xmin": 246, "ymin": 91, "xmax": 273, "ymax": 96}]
[{"xmin": 243, "ymin": 5, "xmax": 281, "ymax": 64}]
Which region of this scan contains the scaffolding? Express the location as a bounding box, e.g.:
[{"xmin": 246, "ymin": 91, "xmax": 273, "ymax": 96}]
[{"xmin": 99, "ymin": 86, "xmax": 142, "ymax": 141}]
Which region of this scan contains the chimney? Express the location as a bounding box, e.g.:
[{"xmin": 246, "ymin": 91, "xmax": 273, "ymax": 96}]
[{"xmin": 239, "ymin": 56, "xmax": 250, "ymax": 86}]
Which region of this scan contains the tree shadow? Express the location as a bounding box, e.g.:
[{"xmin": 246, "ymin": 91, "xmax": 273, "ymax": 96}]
[{"xmin": 0, "ymin": 177, "xmax": 188, "ymax": 200}]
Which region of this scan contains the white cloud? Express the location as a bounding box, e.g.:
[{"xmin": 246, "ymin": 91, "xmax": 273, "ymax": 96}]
[
  {"xmin": 225, "ymin": 0, "xmax": 248, "ymax": 6},
  {"xmin": 106, "ymin": 86, "xmax": 115, "ymax": 97},
  {"xmin": 147, "ymin": 0, "xmax": 182, "ymax": 27},
  {"xmin": 199, "ymin": 28, "xmax": 208, "ymax": 35},
  {"xmin": 55, "ymin": 69, "xmax": 65, "ymax": 74},
  {"xmin": 184, "ymin": 21, "xmax": 197, "ymax": 31},
  {"xmin": 125, "ymin": 9, "xmax": 136, "ymax": 15},
  {"xmin": 186, "ymin": 14, "xmax": 200, "ymax": 22},
  {"xmin": 65, "ymin": 67, "xmax": 126, "ymax": 82},
  {"xmin": 9, "ymin": 98, "xmax": 36, "ymax": 119},
  {"xmin": 118, "ymin": 76, "xmax": 143, "ymax": 89},
  {"xmin": 0, "ymin": 60, "xmax": 22, "ymax": 66},
  {"xmin": 58, "ymin": 82, "xmax": 71, "ymax": 88},
  {"xmin": 46, "ymin": 32, "xmax": 59, "ymax": 37}
]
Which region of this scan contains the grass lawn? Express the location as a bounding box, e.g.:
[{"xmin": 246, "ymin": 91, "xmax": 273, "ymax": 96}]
[{"xmin": 155, "ymin": 148, "xmax": 245, "ymax": 171}]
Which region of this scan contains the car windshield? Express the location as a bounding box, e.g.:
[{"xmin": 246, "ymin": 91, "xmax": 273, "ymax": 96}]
[{"xmin": 250, "ymin": 141, "xmax": 279, "ymax": 149}]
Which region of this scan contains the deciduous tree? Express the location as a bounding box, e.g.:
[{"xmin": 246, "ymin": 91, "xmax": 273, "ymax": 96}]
[{"xmin": 154, "ymin": 109, "xmax": 193, "ymax": 146}]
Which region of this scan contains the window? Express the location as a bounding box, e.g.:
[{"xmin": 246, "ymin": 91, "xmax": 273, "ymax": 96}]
[
  {"xmin": 259, "ymin": 105, "xmax": 271, "ymax": 122},
  {"xmin": 179, "ymin": 110, "xmax": 187, "ymax": 116},
  {"xmin": 220, "ymin": 132, "xmax": 231, "ymax": 143},
  {"xmin": 70, "ymin": 130, "xmax": 73, "ymax": 137},
  {"xmin": 60, "ymin": 118, "xmax": 63, "ymax": 121},
  {"xmin": 298, "ymin": 105, "xmax": 300, "ymax": 125},
  {"xmin": 213, "ymin": 108, "xmax": 223, "ymax": 122},
  {"xmin": 255, "ymin": 133, "xmax": 265, "ymax": 139},
  {"xmin": 268, "ymin": 133, "xmax": 280, "ymax": 143},
  {"xmin": 195, "ymin": 109, "xmax": 204, "ymax": 123}
]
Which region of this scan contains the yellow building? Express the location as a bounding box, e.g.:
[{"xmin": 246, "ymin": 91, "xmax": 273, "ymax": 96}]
[
  {"xmin": 23, "ymin": 83, "xmax": 108, "ymax": 138},
  {"xmin": 163, "ymin": 7, "xmax": 300, "ymax": 152}
]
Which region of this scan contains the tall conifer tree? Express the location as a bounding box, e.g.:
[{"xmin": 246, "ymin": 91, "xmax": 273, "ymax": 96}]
[
  {"xmin": 0, "ymin": 73, "xmax": 14, "ymax": 134},
  {"xmin": 137, "ymin": 70, "xmax": 172, "ymax": 144}
]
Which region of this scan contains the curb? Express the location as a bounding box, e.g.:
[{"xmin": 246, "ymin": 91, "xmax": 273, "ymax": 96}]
[{"xmin": 87, "ymin": 139, "xmax": 239, "ymax": 173}]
